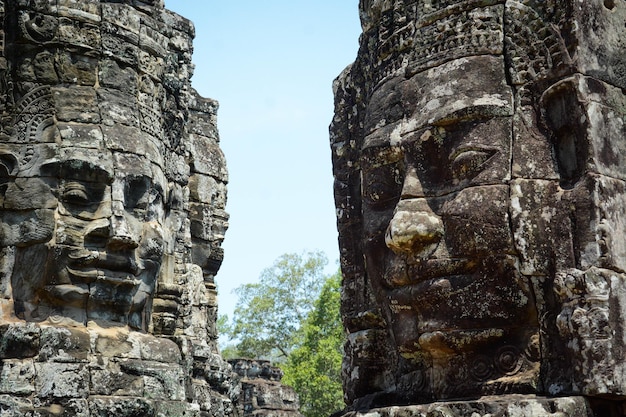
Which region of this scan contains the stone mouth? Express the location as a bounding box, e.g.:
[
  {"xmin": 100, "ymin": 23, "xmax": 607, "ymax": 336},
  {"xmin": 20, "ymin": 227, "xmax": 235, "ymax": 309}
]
[
  {"xmin": 383, "ymin": 258, "xmax": 479, "ymax": 287},
  {"xmin": 68, "ymin": 250, "xmax": 140, "ymax": 276},
  {"xmin": 66, "ymin": 267, "xmax": 140, "ymax": 288}
]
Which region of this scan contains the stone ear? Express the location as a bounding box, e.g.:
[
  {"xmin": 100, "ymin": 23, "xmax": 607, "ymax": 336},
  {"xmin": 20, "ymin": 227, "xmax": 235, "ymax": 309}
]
[
  {"xmin": 0, "ymin": 153, "xmax": 18, "ymax": 200},
  {"xmin": 540, "ymin": 81, "xmax": 589, "ymax": 189},
  {"xmin": 0, "ymin": 154, "xmax": 18, "ymax": 176}
]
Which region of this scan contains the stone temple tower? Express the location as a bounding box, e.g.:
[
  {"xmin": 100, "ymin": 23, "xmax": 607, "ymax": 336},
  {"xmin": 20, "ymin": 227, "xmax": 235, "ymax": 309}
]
[{"xmin": 0, "ymin": 1, "xmax": 234, "ymax": 415}]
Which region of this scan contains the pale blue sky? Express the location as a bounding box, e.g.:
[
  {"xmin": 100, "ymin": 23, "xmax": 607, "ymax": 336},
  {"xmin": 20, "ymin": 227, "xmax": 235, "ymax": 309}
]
[{"xmin": 164, "ymin": 1, "xmax": 361, "ymax": 319}]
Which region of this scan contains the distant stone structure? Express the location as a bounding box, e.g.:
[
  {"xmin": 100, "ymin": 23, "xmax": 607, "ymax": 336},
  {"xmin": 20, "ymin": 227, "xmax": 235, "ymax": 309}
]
[
  {"xmin": 0, "ymin": 1, "xmax": 234, "ymax": 415},
  {"xmin": 229, "ymin": 358, "xmax": 302, "ymax": 417},
  {"xmin": 331, "ymin": 1, "xmax": 626, "ymax": 416}
]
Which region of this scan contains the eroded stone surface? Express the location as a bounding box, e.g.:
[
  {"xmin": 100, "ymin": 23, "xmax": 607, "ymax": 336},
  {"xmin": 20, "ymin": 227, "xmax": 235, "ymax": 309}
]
[
  {"xmin": 332, "ymin": 0, "xmax": 626, "ymax": 415},
  {"xmin": 0, "ymin": 0, "xmax": 236, "ymax": 415}
]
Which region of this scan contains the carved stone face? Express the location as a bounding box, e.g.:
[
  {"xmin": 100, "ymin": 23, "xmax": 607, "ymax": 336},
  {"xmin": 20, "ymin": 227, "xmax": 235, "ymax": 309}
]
[
  {"xmin": 334, "ymin": 0, "xmax": 626, "ymax": 408},
  {"xmin": 358, "ymin": 56, "xmax": 539, "ymax": 397},
  {"xmin": 11, "ymin": 147, "xmax": 168, "ymax": 329},
  {"xmin": 0, "ymin": 1, "xmax": 228, "ymax": 339}
]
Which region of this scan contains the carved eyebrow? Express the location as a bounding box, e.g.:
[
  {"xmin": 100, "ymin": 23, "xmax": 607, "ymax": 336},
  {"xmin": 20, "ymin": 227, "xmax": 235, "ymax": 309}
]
[
  {"xmin": 448, "ymin": 145, "xmax": 498, "ymax": 162},
  {"xmin": 125, "ymin": 174, "xmax": 165, "ymax": 193},
  {"xmin": 360, "ymin": 145, "xmax": 403, "ymax": 167},
  {"xmin": 41, "ymin": 159, "xmax": 113, "ymax": 184}
]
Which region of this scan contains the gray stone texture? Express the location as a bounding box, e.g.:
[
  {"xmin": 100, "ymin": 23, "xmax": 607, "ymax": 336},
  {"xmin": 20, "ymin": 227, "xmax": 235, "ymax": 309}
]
[
  {"xmin": 0, "ymin": 0, "xmax": 239, "ymax": 415},
  {"xmin": 331, "ymin": 0, "xmax": 626, "ymax": 415}
]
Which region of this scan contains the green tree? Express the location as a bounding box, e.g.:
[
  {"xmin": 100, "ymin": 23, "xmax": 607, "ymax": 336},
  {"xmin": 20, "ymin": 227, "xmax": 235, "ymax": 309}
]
[
  {"xmin": 282, "ymin": 272, "xmax": 345, "ymax": 417},
  {"xmin": 223, "ymin": 251, "xmax": 328, "ymax": 361},
  {"xmin": 220, "ymin": 251, "xmax": 346, "ymax": 417}
]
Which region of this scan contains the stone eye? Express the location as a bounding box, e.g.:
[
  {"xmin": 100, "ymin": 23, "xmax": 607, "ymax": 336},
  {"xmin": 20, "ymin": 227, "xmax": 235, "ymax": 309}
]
[
  {"xmin": 363, "ymin": 163, "xmax": 403, "ymax": 209},
  {"xmin": 450, "ymin": 149, "xmax": 495, "ymax": 182},
  {"xmin": 124, "ymin": 176, "xmax": 164, "ymax": 221}
]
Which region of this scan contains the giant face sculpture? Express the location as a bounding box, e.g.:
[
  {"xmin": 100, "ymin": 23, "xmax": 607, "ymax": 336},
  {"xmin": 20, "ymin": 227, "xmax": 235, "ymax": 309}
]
[
  {"xmin": 332, "ymin": 0, "xmax": 626, "ymax": 407},
  {"xmin": 359, "ymin": 54, "xmax": 539, "ymax": 400},
  {"xmin": 11, "ymin": 148, "xmax": 168, "ymax": 329},
  {"xmin": 0, "ymin": 0, "xmax": 229, "ymax": 335}
]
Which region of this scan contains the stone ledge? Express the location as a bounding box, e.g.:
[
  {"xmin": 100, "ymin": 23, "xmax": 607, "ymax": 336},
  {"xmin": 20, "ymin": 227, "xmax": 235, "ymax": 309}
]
[{"xmin": 341, "ymin": 396, "xmax": 593, "ymax": 417}]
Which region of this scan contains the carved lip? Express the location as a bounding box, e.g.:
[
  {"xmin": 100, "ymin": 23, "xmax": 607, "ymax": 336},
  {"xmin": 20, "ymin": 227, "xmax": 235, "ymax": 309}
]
[
  {"xmin": 68, "ymin": 251, "xmax": 140, "ymax": 274},
  {"xmin": 383, "ymin": 258, "xmax": 478, "ymax": 287},
  {"xmin": 66, "ymin": 266, "xmax": 140, "ymax": 288}
]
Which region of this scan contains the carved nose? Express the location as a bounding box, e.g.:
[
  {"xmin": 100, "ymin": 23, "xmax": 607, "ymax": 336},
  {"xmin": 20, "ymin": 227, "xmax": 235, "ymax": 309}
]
[
  {"xmin": 108, "ymin": 203, "xmax": 139, "ymax": 250},
  {"xmin": 385, "ymin": 198, "xmax": 443, "ymax": 256}
]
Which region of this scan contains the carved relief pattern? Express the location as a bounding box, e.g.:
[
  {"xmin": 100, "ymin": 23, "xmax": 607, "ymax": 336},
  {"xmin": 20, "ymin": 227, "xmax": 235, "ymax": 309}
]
[
  {"xmin": 408, "ymin": 4, "xmax": 504, "ymax": 75},
  {"xmin": 13, "ymin": 85, "xmax": 55, "ymax": 144},
  {"xmin": 503, "ymin": 1, "xmax": 572, "ymax": 86}
]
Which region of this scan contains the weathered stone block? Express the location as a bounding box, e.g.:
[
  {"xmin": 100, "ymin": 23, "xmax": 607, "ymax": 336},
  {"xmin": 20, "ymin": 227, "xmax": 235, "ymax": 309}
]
[
  {"xmin": 56, "ymin": 0, "xmax": 101, "ymax": 24},
  {"xmin": 38, "ymin": 326, "xmax": 90, "ymax": 363},
  {"xmin": 89, "ymin": 397, "xmax": 155, "ymax": 417},
  {"xmin": 56, "ymin": 51, "xmax": 98, "ymax": 85},
  {"xmin": 155, "ymin": 401, "xmax": 200, "ymax": 417},
  {"xmin": 90, "ymin": 358, "xmax": 144, "ymax": 397},
  {"xmin": 189, "ymin": 173, "xmax": 227, "ymax": 207},
  {"xmin": 139, "ymin": 22, "xmax": 168, "ymax": 58},
  {"xmin": 188, "ymin": 110, "xmax": 218, "ymax": 139},
  {"xmin": 57, "ymin": 18, "xmax": 101, "ymax": 51},
  {"xmin": 102, "ymin": 32, "xmax": 140, "ymax": 66},
  {"xmin": 510, "ymin": 179, "xmax": 566, "ymax": 276},
  {"xmin": 512, "ymin": 103, "xmax": 559, "ymax": 180},
  {"xmin": 135, "ymin": 333, "xmax": 181, "ymax": 363},
  {"xmin": 0, "ymin": 322, "xmax": 40, "ymax": 359},
  {"xmin": 101, "ymin": 3, "xmax": 141, "ymax": 35},
  {"xmin": 187, "ymin": 134, "xmax": 228, "ymax": 181},
  {"xmin": 441, "ymin": 185, "xmax": 513, "ymax": 256},
  {"xmin": 58, "ymin": 122, "xmax": 104, "ymax": 149},
  {"xmin": 120, "ymin": 359, "xmax": 186, "ymax": 401},
  {"xmin": 52, "ymin": 86, "xmax": 100, "ymax": 123},
  {"xmin": 541, "ymin": 75, "xmax": 626, "ymax": 182},
  {"xmin": 97, "ymin": 88, "xmax": 140, "ymax": 127},
  {"xmin": 99, "ymin": 59, "xmax": 138, "ymax": 95},
  {"xmin": 3, "ymin": 178, "xmax": 56, "ymax": 210},
  {"xmin": 569, "ymin": 1, "xmax": 626, "ymax": 89},
  {"xmin": 35, "ymin": 362, "xmax": 89, "ymax": 399},
  {"xmin": 94, "ymin": 331, "xmax": 136, "ymax": 359},
  {"xmin": 189, "ymin": 202, "xmax": 212, "ymax": 241},
  {"xmin": 0, "ymin": 358, "xmax": 36, "ymax": 395}
]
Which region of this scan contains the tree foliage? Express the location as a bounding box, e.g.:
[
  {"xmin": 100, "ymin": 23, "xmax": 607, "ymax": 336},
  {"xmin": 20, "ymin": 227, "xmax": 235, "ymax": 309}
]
[
  {"xmin": 282, "ymin": 271, "xmax": 344, "ymax": 417},
  {"xmin": 224, "ymin": 250, "xmax": 328, "ymax": 361},
  {"xmin": 220, "ymin": 251, "xmax": 346, "ymax": 417}
]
